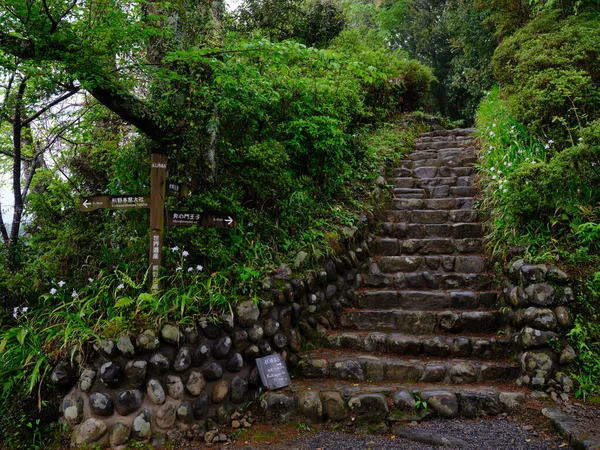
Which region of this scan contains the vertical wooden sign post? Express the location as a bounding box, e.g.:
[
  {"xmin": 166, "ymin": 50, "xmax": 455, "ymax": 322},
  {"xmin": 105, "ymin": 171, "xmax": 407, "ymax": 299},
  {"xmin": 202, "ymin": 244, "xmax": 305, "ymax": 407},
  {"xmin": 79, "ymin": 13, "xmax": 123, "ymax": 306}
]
[{"xmin": 149, "ymin": 153, "xmax": 167, "ymax": 292}]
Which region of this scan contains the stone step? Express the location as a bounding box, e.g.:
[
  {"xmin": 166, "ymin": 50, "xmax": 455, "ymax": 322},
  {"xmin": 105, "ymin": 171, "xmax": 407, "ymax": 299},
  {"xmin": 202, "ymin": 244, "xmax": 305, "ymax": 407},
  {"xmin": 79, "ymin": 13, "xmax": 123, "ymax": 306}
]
[
  {"xmin": 359, "ymin": 271, "xmax": 495, "ymax": 290},
  {"xmin": 381, "ymin": 222, "xmax": 484, "ymax": 239},
  {"xmin": 340, "ymin": 309, "xmax": 503, "ymax": 334},
  {"xmin": 407, "ymin": 148, "xmax": 477, "ymax": 161},
  {"xmin": 414, "ymin": 140, "xmax": 476, "ymax": 150},
  {"xmin": 393, "ymin": 188, "xmax": 426, "ymax": 199},
  {"xmin": 370, "ymin": 237, "xmax": 484, "ymax": 255},
  {"xmin": 393, "ymin": 197, "xmax": 475, "ymax": 211},
  {"xmin": 352, "ymin": 289, "xmax": 498, "ymax": 309},
  {"xmin": 394, "ymin": 176, "xmax": 474, "ymax": 189},
  {"xmin": 324, "ymin": 331, "xmax": 512, "ymax": 359},
  {"xmin": 260, "ymin": 380, "xmax": 527, "ymax": 423},
  {"xmin": 415, "ymin": 135, "xmax": 475, "ymax": 144},
  {"xmin": 412, "ymin": 167, "xmax": 474, "ymax": 180},
  {"xmin": 371, "ymin": 254, "xmax": 490, "ymax": 274},
  {"xmin": 393, "ymin": 186, "xmax": 477, "ymax": 199},
  {"xmin": 411, "ymin": 158, "xmax": 477, "ymax": 171},
  {"xmin": 421, "ymin": 128, "xmax": 476, "ymax": 138},
  {"xmin": 296, "ymin": 350, "xmax": 518, "ymax": 384},
  {"xmin": 387, "ymin": 209, "xmax": 480, "ymax": 224}
]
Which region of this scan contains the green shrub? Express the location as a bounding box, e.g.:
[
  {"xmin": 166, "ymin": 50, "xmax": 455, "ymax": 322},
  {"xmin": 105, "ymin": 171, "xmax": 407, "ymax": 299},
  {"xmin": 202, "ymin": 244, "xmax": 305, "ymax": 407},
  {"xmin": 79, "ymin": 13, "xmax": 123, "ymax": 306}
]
[{"xmin": 492, "ymin": 10, "xmax": 600, "ymax": 146}]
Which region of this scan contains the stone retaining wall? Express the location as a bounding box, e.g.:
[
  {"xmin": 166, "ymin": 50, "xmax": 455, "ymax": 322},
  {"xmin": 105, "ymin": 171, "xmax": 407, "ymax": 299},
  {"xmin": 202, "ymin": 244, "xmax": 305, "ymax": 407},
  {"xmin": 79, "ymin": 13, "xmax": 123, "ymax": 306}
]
[
  {"xmin": 52, "ymin": 220, "xmax": 380, "ymax": 447},
  {"xmin": 502, "ymin": 259, "xmax": 576, "ymax": 396}
]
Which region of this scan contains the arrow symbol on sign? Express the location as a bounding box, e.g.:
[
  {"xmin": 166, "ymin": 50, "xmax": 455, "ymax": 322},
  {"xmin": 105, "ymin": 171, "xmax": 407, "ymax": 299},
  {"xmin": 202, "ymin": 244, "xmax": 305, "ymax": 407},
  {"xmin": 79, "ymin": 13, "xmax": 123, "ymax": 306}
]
[
  {"xmin": 225, "ymin": 216, "xmax": 233, "ymax": 226},
  {"xmin": 83, "ymin": 199, "xmax": 91, "ymax": 209}
]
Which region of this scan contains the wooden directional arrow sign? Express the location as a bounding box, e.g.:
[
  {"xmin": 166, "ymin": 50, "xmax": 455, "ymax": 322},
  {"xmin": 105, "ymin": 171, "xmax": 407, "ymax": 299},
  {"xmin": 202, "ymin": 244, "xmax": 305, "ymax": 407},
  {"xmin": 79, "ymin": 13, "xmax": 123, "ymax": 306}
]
[
  {"xmin": 166, "ymin": 181, "xmax": 192, "ymax": 198},
  {"xmin": 167, "ymin": 211, "xmax": 236, "ymax": 228},
  {"xmin": 80, "ymin": 195, "xmax": 150, "ymax": 212}
]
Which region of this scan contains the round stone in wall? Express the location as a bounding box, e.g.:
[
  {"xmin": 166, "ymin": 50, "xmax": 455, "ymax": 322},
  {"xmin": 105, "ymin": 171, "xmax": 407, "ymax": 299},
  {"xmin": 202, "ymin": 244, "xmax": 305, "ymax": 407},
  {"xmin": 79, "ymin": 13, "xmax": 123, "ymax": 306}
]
[
  {"xmin": 93, "ymin": 339, "xmax": 115, "ymax": 358},
  {"xmin": 272, "ymin": 332, "xmax": 288, "ymax": 350},
  {"xmin": 184, "ymin": 325, "xmax": 199, "ymax": 344},
  {"xmin": 230, "ymin": 376, "xmax": 248, "ymax": 404},
  {"xmin": 199, "ymin": 319, "xmax": 221, "ymax": 339},
  {"xmin": 136, "ymin": 329, "xmax": 160, "ymax": 351},
  {"xmin": 248, "ymin": 325, "xmax": 263, "ymax": 343},
  {"xmin": 73, "ymin": 418, "xmax": 108, "ymax": 445},
  {"xmin": 226, "ymin": 352, "xmax": 244, "ymax": 372},
  {"xmin": 259, "ymin": 342, "xmax": 273, "ymax": 355},
  {"xmin": 110, "ymin": 422, "xmax": 131, "ymax": 446},
  {"xmin": 63, "ymin": 393, "xmax": 84, "ymax": 425},
  {"xmin": 114, "ymin": 389, "xmax": 143, "ymax": 416},
  {"xmin": 125, "ymin": 360, "xmax": 147, "ymax": 387},
  {"xmin": 236, "ymin": 301, "xmax": 260, "ymax": 327},
  {"xmin": 161, "ymin": 324, "xmax": 183, "ymax": 345},
  {"xmin": 264, "ymin": 318, "xmax": 280, "ymax": 337},
  {"xmin": 149, "ymin": 352, "xmax": 171, "ymax": 374},
  {"xmin": 233, "ymin": 330, "xmax": 248, "ymax": 348},
  {"xmin": 186, "ymin": 371, "xmax": 206, "ymax": 396},
  {"xmin": 174, "ymin": 347, "xmax": 192, "ymax": 372},
  {"xmin": 212, "ymin": 380, "xmax": 229, "ymax": 403},
  {"xmin": 166, "ymin": 375, "xmax": 184, "ymax": 399},
  {"xmin": 193, "ymin": 342, "xmax": 212, "ymax": 366},
  {"xmin": 214, "ymin": 336, "xmax": 233, "ymax": 359},
  {"xmin": 203, "ymin": 362, "xmax": 223, "ymax": 381},
  {"xmin": 193, "ymin": 392, "xmax": 209, "ymax": 419},
  {"xmin": 147, "ymin": 379, "xmax": 166, "ymax": 405},
  {"xmin": 89, "ymin": 392, "xmax": 114, "ymax": 416},
  {"xmin": 177, "ymin": 402, "xmax": 194, "ymax": 424},
  {"xmin": 78, "ymin": 368, "xmax": 96, "ymax": 393},
  {"xmin": 132, "ymin": 408, "xmax": 152, "ymax": 440},
  {"xmin": 156, "ymin": 402, "xmax": 177, "ymax": 429},
  {"xmin": 100, "ymin": 361, "xmax": 122, "ymax": 388},
  {"xmin": 243, "ymin": 344, "xmax": 260, "ymax": 360},
  {"xmin": 51, "ymin": 360, "xmax": 77, "ymax": 387},
  {"xmin": 117, "ymin": 335, "xmax": 136, "ymax": 357}
]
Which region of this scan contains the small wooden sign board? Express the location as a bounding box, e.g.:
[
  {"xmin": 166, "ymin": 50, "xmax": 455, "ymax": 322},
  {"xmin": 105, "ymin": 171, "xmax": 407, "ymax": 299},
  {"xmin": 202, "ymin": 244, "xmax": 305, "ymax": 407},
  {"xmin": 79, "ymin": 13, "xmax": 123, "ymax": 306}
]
[
  {"xmin": 167, "ymin": 211, "xmax": 236, "ymax": 228},
  {"xmin": 256, "ymin": 353, "xmax": 291, "ymax": 390}
]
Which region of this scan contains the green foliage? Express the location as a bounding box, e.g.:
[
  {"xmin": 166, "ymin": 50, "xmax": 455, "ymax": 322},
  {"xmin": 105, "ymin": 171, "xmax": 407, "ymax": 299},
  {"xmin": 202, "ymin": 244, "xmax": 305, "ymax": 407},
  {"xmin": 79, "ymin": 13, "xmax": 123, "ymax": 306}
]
[
  {"xmin": 568, "ymin": 272, "xmax": 600, "ymax": 399},
  {"xmin": 235, "ymin": 0, "xmax": 346, "ymax": 48},
  {"xmin": 492, "ymin": 10, "xmax": 600, "ymax": 146},
  {"xmin": 476, "ymin": 88, "xmax": 600, "ymax": 262},
  {"xmin": 363, "ymin": 0, "xmax": 497, "ymax": 121}
]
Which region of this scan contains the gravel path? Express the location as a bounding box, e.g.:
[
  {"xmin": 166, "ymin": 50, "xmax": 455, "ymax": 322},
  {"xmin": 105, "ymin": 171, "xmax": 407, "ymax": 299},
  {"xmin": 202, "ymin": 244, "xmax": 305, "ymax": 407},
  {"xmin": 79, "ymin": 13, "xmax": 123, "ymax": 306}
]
[{"xmin": 233, "ymin": 417, "xmax": 570, "ymax": 450}]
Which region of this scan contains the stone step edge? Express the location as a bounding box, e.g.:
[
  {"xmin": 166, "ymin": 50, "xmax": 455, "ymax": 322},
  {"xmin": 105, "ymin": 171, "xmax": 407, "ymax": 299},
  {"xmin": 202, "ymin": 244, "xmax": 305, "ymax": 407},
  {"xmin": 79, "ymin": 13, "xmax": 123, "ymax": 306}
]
[
  {"xmin": 298, "ymin": 348, "xmax": 517, "ymax": 366},
  {"xmin": 259, "ymin": 383, "xmax": 526, "ymax": 424},
  {"xmin": 323, "ymin": 331, "xmax": 512, "ymax": 359}
]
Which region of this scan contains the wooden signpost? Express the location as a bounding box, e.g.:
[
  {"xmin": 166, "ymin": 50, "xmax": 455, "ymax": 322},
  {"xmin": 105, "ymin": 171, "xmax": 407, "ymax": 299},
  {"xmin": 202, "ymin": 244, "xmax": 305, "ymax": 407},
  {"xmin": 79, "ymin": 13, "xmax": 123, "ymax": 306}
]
[
  {"xmin": 79, "ymin": 195, "xmax": 150, "ymax": 212},
  {"xmin": 79, "ymin": 153, "xmax": 235, "ymax": 292}
]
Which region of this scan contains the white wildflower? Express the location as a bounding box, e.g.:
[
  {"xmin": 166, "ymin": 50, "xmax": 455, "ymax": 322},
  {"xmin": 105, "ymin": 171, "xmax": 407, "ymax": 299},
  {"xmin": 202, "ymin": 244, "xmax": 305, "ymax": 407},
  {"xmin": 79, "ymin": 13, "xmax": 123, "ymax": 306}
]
[
  {"xmin": 182, "ymin": 250, "xmax": 189, "ymax": 257},
  {"xmin": 489, "ymin": 131, "xmax": 495, "ymax": 137},
  {"xmin": 188, "ymin": 267, "xmax": 193, "ymax": 272},
  {"xmin": 71, "ymin": 291, "xmax": 78, "ymax": 298},
  {"xmin": 116, "ymin": 283, "xmax": 124, "ymax": 290},
  {"xmin": 58, "ymin": 280, "xmax": 66, "ymax": 287},
  {"xmin": 171, "ymin": 246, "xmax": 179, "ymax": 252},
  {"xmin": 50, "ymin": 287, "xmax": 57, "ymax": 295},
  {"xmin": 196, "ymin": 265, "xmax": 203, "ymax": 272},
  {"xmin": 176, "ymin": 267, "xmax": 182, "ymax": 272},
  {"xmin": 13, "ymin": 307, "xmax": 18, "ymax": 319}
]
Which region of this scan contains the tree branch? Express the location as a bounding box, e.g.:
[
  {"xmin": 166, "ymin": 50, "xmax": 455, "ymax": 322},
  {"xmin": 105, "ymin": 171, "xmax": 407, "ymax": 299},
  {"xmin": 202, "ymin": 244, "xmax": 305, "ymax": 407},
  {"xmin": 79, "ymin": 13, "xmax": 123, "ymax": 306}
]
[
  {"xmin": 21, "ymin": 86, "xmax": 81, "ymax": 127},
  {"xmin": 0, "ymin": 32, "xmax": 170, "ymax": 144}
]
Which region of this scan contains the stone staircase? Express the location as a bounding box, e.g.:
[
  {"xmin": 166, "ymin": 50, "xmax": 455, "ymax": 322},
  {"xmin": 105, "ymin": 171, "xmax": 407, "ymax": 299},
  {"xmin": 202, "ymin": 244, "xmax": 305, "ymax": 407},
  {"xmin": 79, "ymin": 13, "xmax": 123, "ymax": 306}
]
[{"xmin": 261, "ymin": 128, "xmax": 526, "ymax": 426}]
